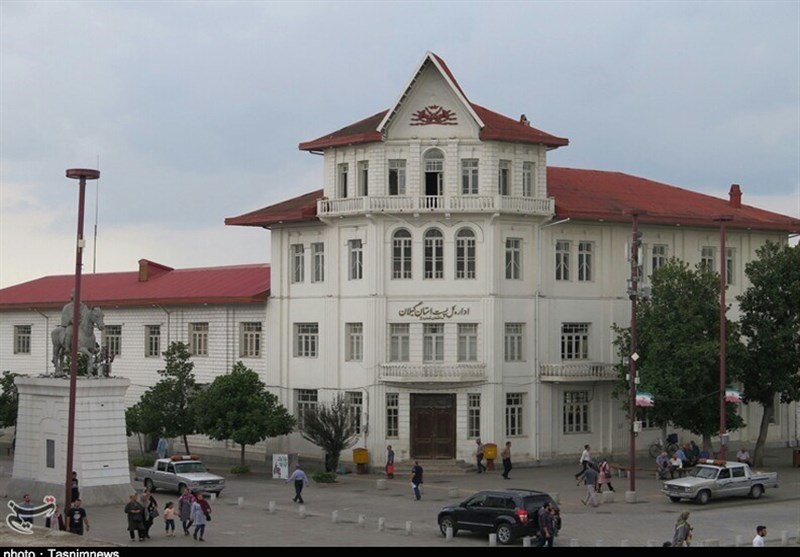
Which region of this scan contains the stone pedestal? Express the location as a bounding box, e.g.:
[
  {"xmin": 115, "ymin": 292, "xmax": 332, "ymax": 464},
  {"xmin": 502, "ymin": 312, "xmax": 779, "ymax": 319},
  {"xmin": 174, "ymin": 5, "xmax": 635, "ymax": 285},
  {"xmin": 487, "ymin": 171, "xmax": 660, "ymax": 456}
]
[{"xmin": 7, "ymin": 376, "xmax": 134, "ymax": 507}]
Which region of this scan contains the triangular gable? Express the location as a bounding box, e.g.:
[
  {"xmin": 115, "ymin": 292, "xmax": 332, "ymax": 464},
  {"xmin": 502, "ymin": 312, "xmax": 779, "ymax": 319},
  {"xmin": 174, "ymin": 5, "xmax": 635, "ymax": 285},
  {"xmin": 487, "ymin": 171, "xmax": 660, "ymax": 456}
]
[{"xmin": 376, "ymin": 51, "xmax": 484, "ymax": 135}]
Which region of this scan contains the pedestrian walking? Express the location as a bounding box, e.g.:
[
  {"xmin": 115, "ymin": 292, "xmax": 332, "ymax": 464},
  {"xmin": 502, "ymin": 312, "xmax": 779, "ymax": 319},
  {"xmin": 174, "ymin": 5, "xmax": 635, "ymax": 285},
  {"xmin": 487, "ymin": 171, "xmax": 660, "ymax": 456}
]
[
  {"xmin": 753, "ymin": 525, "xmax": 767, "ymax": 547},
  {"xmin": 71, "ymin": 471, "xmax": 80, "ymax": 503},
  {"xmin": 475, "ymin": 439, "xmax": 487, "ymax": 473},
  {"xmin": 124, "ymin": 493, "xmax": 146, "ymax": 542},
  {"xmin": 164, "ymin": 501, "xmax": 176, "ymax": 537},
  {"xmin": 45, "ymin": 506, "xmax": 65, "ymax": 531},
  {"xmin": 386, "ymin": 445, "xmax": 395, "ymax": 479},
  {"xmin": 536, "ymin": 501, "xmax": 555, "ymax": 547},
  {"xmin": 410, "ymin": 460, "xmax": 424, "ymax": 500},
  {"xmin": 19, "ymin": 493, "xmax": 35, "ymax": 525},
  {"xmin": 67, "ymin": 499, "xmax": 89, "ymax": 535},
  {"xmin": 501, "ymin": 441, "xmax": 512, "ymax": 480},
  {"xmin": 672, "ymin": 511, "xmax": 693, "ymax": 547},
  {"xmin": 580, "ymin": 462, "xmax": 599, "ymax": 507},
  {"xmin": 286, "ymin": 465, "xmax": 310, "ymax": 504},
  {"xmin": 189, "ymin": 493, "xmax": 208, "ymax": 541},
  {"xmin": 178, "ymin": 486, "xmax": 195, "ymax": 536},
  {"xmin": 575, "ymin": 444, "xmax": 592, "ymax": 483},
  {"xmin": 156, "ymin": 436, "xmax": 168, "ymax": 459},
  {"xmin": 596, "ymin": 457, "xmax": 615, "ymax": 493},
  {"xmin": 139, "ymin": 489, "xmax": 158, "ymax": 539}
]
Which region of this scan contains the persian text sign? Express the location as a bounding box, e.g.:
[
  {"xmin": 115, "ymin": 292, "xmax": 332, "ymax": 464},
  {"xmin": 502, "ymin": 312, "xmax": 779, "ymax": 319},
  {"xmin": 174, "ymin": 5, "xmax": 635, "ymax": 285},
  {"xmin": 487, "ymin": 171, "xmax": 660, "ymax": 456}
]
[{"xmin": 398, "ymin": 302, "xmax": 471, "ymax": 320}]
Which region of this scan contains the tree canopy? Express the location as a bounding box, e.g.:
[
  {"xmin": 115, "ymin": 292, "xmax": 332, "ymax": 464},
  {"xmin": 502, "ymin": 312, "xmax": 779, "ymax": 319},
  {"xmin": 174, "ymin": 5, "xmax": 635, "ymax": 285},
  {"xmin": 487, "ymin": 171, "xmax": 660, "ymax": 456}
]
[
  {"xmin": 0, "ymin": 370, "xmax": 21, "ymax": 429},
  {"xmin": 300, "ymin": 393, "xmax": 359, "ymax": 472},
  {"xmin": 194, "ymin": 361, "xmax": 295, "ymax": 465}
]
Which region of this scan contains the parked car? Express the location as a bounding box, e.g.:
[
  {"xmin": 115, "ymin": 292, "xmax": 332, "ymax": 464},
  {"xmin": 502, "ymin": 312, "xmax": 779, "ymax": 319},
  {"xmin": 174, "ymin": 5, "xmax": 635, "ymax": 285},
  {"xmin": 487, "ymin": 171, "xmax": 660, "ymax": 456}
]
[
  {"xmin": 134, "ymin": 454, "xmax": 225, "ymax": 496},
  {"xmin": 661, "ymin": 459, "xmax": 778, "ymax": 505},
  {"xmin": 437, "ymin": 488, "xmax": 560, "ymax": 545}
]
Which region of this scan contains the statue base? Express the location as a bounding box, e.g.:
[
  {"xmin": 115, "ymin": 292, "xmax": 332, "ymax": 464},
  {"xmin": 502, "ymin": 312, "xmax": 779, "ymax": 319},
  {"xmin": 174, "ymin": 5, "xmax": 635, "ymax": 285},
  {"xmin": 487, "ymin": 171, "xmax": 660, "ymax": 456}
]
[{"xmin": 6, "ymin": 376, "xmax": 134, "ymax": 507}]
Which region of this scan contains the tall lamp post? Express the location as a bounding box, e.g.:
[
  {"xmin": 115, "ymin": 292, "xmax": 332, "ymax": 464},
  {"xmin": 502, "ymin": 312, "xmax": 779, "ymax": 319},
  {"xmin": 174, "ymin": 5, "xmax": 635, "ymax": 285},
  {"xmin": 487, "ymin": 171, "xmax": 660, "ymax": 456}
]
[
  {"xmin": 713, "ymin": 214, "xmax": 733, "ymax": 460},
  {"xmin": 64, "ymin": 168, "xmax": 100, "ymax": 514},
  {"xmin": 623, "ymin": 209, "xmax": 646, "ymax": 494}
]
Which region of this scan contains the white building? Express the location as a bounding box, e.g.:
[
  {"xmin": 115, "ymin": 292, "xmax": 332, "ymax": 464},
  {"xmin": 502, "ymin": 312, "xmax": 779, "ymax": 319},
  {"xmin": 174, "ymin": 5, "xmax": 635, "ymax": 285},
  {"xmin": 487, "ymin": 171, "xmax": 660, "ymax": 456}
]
[{"xmin": 226, "ymin": 52, "xmax": 799, "ymax": 467}]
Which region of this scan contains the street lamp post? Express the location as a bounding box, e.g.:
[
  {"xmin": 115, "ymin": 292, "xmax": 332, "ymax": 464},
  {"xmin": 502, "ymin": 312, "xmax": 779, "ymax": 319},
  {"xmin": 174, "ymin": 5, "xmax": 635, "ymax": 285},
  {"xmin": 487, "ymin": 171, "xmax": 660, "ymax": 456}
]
[
  {"xmin": 713, "ymin": 214, "xmax": 733, "ymax": 460},
  {"xmin": 64, "ymin": 168, "xmax": 100, "ymax": 514},
  {"xmin": 623, "ymin": 209, "xmax": 646, "ymax": 494}
]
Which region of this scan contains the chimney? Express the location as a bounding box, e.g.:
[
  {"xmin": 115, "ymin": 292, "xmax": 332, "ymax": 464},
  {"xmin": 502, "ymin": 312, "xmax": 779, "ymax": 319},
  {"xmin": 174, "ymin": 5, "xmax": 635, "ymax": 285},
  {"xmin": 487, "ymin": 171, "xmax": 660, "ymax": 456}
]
[
  {"xmin": 729, "ymin": 184, "xmax": 742, "ymax": 209},
  {"xmin": 139, "ymin": 259, "xmax": 150, "ymax": 282},
  {"xmin": 519, "ymin": 114, "xmax": 530, "ymax": 126}
]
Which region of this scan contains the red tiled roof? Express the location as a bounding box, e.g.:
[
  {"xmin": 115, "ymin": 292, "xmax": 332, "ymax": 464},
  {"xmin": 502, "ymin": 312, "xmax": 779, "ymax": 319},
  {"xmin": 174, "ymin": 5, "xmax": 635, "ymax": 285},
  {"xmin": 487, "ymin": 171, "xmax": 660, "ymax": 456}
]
[
  {"xmin": 225, "ymin": 168, "xmax": 800, "ymax": 234},
  {"xmin": 0, "ymin": 261, "xmax": 270, "ymax": 310}
]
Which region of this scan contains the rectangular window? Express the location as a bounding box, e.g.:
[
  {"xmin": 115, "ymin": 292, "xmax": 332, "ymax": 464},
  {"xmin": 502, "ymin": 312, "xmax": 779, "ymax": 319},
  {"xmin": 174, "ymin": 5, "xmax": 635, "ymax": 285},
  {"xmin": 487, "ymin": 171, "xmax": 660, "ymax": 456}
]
[
  {"xmin": 424, "ymin": 231, "xmax": 444, "ymax": 279},
  {"xmin": 295, "ymin": 389, "xmax": 318, "ymax": 430},
  {"xmin": 505, "ymin": 393, "xmax": 524, "ymax": 436},
  {"xmin": 455, "ymin": 230, "xmax": 476, "ymax": 279},
  {"xmin": 46, "ymin": 439, "xmax": 55, "ymax": 468},
  {"xmin": 701, "ymin": 246, "xmax": 715, "ymax": 273},
  {"xmin": 291, "ymin": 244, "xmax": 305, "ymax": 283},
  {"xmin": 392, "ymin": 231, "xmax": 412, "ymax": 279},
  {"xmin": 348, "ymin": 239, "xmax": 363, "ymax": 280},
  {"xmin": 652, "ymin": 244, "xmax": 668, "ymax": 273},
  {"xmin": 189, "ymin": 323, "xmax": 208, "ymax": 356},
  {"xmin": 556, "ymin": 240, "xmax": 571, "ymax": 281},
  {"xmin": 240, "ymin": 322, "xmax": 262, "ymax": 358},
  {"xmin": 505, "ymin": 238, "xmax": 521, "ymax": 280},
  {"xmin": 578, "ymin": 241, "xmax": 593, "ymax": 282},
  {"xmin": 357, "ymin": 160, "xmax": 369, "ymax": 196},
  {"xmin": 522, "ymin": 162, "xmax": 534, "ymax": 197},
  {"xmin": 498, "ymin": 160, "xmax": 511, "ymax": 195},
  {"xmin": 386, "ymin": 393, "xmax": 399, "ymax": 438},
  {"xmin": 388, "ymin": 160, "xmax": 406, "ymax": 196},
  {"xmin": 468, "ymin": 394, "xmax": 481, "ymax": 439},
  {"xmin": 563, "ymin": 390, "xmax": 590, "ymax": 433},
  {"xmin": 145, "ymin": 325, "xmax": 161, "ymax": 357},
  {"xmin": 311, "ymin": 242, "xmax": 325, "ymax": 283},
  {"xmin": 345, "ymin": 323, "xmax": 363, "ymax": 362},
  {"xmin": 14, "ymin": 325, "xmax": 31, "ymax": 354},
  {"xmin": 461, "ymin": 159, "xmax": 479, "ymax": 195},
  {"xmin": 423, "ymin": 323, "xmax": 445, "ymax": 362},
  {"xmin": 389, "ymin": 323, "xmax": 410, "ymax": 362},
  {"xmin": 346, "ymin": 391, "xmax": 363, "ymax": 434},
  {"xmin": 504, "ymin": 323, "xmax": 524, "ymax": 362},
  {"xmin": 561, "ymin": 323, "xmax": 589, "ymax": 360},
  {"xmin": 457, "ymin": 323, "xmax": 478, "ymax": 362},
  {"xmin": 726, "ymin": 247, "xmax": 735, "ymax": 285},
  {"xmin": 337, "ymin": 163, "xmax": 349, "ymax": 198},
  {"xmin": 103, "ymin": 325, "xmax": 122, "ymax": 357},
  {"xmin": 294, "ymin": 323, "xmax": 318, "ymax": 358}
]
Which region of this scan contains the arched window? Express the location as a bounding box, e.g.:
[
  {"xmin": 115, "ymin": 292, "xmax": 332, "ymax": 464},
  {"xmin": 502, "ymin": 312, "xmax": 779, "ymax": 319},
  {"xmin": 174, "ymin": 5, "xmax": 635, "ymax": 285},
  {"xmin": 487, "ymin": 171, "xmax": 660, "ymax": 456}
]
[
  {"xmin": 424, "ymin": 228, "xmax": 444, "ymax": 279},
  {"xmin": 455, "ymin": 228, "xmax": 476, "ymax": 279},
  {"xmin": 423, "ymin": 149, "xmax": 444, "ymax": 205},
  {"xmin": 392, "ymin": 229, "xmax": 412, "ymax": 279}
]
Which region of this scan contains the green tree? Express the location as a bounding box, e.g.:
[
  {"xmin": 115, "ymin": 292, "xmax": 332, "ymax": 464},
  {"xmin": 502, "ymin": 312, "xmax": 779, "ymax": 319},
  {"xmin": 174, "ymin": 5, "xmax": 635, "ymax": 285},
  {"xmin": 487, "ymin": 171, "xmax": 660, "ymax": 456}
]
[
  {"xmin": 0, "ymin": 370, "xmax": 21, "ymax": 428},
  {"xmin": 612, "ymin": 259, "xmax": 746, "ymax": 451},
  {"xmin": 125, "ymin": 394, "xmax": 164, "ymax": 456},
  {"xmin": 737, "ymin": 241, "xmax": 800, "ymax": 467},
  {"xmin": 194, "ymin": 362, "xmax": 295, "ymax": 466},
  {"xmin": 300, "ymin": 393, "xmax": 359, "ymax": 472}
]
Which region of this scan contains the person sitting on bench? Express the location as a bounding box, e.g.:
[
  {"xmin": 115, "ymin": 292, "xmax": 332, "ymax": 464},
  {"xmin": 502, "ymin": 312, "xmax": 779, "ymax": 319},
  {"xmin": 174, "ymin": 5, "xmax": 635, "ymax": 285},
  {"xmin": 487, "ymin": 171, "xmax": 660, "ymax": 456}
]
[
  {"xmin": 669, "ymin": 453, "xmax": 683, "ymax": 478},
  {"xmin": 656, "ymin": 450, "xmax": 671, "ymax": 480}
]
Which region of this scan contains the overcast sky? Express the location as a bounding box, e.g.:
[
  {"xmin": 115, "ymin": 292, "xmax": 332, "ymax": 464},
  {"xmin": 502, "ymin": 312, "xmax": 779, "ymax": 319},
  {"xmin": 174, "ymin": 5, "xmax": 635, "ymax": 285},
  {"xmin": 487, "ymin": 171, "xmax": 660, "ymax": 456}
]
[{"xmin": 1, "ymin": 0, "xmax": 798, "ymax": 289}]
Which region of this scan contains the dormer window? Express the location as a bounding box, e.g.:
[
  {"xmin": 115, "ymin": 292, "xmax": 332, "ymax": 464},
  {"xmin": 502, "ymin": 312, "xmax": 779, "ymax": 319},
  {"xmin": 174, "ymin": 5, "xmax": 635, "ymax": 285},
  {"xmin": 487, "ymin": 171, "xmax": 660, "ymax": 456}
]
[
  {"xmin": 338, "ymin": 163, "xmax": 349, "ymax": 198},
  {"xmin": 389, "ymin": 160, "xmax": 406, "ymax": 195}
]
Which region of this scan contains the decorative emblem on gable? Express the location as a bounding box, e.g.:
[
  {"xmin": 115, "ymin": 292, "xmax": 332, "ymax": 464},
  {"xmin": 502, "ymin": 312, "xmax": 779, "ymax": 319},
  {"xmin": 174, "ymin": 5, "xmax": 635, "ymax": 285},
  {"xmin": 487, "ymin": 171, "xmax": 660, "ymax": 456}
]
[{"xmin": 410, "ymin": 105, "xmax": 457, "ymax": 126}]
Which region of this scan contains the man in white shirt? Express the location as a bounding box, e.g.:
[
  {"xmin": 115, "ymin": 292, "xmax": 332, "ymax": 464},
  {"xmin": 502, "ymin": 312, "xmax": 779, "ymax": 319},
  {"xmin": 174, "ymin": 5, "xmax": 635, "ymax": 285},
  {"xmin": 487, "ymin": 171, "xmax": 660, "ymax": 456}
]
[{"xmin": 752, "ymin": 525, "xmax": 766, "ymax": 547}]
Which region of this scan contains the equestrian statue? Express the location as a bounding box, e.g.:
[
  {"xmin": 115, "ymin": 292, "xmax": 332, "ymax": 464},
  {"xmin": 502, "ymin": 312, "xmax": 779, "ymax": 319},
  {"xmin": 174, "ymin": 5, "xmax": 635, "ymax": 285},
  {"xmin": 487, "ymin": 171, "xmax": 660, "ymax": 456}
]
[{"xmin": 51, "ymin": 292, "xmax": 106, "ymax": 377}]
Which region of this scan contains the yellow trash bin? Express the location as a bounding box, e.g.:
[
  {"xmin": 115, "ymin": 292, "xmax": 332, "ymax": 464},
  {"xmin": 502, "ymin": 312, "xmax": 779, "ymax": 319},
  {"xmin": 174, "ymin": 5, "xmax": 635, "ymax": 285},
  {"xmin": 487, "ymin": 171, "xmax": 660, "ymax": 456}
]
[
  {"xmin": 353, "ymin": 447, "xmax": 369, "ymax": 474},
  {"xmin": 484, "ymin": 443, "xmax": 497, "ymax": 471}
]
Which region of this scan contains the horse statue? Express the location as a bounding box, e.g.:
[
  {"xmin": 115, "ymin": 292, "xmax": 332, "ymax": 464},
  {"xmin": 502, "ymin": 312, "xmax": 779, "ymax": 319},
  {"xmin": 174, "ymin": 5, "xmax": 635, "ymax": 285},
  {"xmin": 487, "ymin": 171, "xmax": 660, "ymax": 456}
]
[{"xmin": 51, "ymin": 304, "xmax": 105, "ymax": 377}]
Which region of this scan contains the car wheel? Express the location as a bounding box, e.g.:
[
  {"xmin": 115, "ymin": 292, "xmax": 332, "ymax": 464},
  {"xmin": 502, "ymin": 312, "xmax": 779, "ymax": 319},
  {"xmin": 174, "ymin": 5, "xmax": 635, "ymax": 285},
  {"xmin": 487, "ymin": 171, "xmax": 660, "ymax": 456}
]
[
  {"xmin": 669, "ymin": 496, "xmax": 681, "ymax": 503},
  {"xmin": 438, "ymin": 515, "xmax": 457, "ymax": 537},
  {"xmin": 496, "ymin": 523, "xmax": 514, "ymax": 545},
  {"xmin": 749, "ymin": 485, "xmax": 763, "ymax": 499},
  {"xmin": 144, "ymin": 478, "xmax": 155, "ymax": 493},
  {"xmin": 696, "ymin": 490, "xmax": 710, "ymax": 505}
]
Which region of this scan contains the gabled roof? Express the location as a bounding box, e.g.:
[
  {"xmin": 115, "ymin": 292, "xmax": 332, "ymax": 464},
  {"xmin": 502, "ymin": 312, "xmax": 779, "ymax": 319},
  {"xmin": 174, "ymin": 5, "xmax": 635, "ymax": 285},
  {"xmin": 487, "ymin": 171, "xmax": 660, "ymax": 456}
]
[
  {"xmin": 225, "ymin": 167, "xmax": 800, "ymax": 234},
  {"xmin": 0, "ymin": 260, "xmax": 270, "ymax": 311},
  {"xmin": 298, "ymin": 52, "xmax": 568, "ymax": 152}
]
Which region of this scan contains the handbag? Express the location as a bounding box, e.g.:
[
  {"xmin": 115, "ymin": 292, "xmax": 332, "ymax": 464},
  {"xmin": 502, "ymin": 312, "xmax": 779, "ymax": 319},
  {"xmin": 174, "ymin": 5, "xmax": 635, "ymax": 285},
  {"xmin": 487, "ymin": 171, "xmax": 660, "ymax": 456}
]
[{"xmin": 149, "ymin": 506, "xmax": 159, "ymax": 518}]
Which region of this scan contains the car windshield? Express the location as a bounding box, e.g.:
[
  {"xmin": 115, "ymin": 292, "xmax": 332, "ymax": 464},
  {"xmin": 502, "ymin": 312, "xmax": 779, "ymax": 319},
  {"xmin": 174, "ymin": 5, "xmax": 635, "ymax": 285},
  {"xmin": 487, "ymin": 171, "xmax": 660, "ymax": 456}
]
[
  {"xmin": 175, "ymin": 462, "xmax": 208, "ymax": 474},
  {"xmin": 688, "ymin": 466, "xmax": 718, "ymax": 479}
]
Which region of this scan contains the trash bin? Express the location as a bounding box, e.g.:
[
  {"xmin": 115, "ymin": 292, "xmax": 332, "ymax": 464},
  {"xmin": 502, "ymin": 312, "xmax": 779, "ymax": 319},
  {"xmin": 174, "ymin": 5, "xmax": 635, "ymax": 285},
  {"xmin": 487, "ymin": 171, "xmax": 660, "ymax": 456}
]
[
  {"xmin": 793, "ymin": 449, "xmax": 800, "ymax": 468},
  {"xmin": 353, "ymin": 448, "xmax": 369, "ymax": 474},
  {"xmin": 484, "ymin": 443, "xmax": 497, "ymax": 471}
]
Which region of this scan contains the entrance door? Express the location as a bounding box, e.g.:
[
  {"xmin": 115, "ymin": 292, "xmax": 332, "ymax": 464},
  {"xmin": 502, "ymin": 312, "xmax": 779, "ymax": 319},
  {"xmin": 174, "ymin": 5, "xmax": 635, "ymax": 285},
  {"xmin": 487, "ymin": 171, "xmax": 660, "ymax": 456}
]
[{"xmin": 410, "ymin": 393, "xmax": 455, "ymax": 459}]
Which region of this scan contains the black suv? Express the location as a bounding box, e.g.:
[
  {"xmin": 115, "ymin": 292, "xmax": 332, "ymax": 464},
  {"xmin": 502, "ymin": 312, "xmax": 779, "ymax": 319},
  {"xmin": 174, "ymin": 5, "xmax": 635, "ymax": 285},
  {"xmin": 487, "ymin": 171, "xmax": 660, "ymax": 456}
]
[{"xmin": 437, "ymin": 488, "xmax": 560, "ymax": 545}]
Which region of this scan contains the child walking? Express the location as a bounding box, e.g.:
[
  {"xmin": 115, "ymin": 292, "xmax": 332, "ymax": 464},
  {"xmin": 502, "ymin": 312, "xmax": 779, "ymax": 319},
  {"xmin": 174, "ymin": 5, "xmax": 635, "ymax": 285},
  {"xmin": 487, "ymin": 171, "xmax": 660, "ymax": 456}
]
[{"xmin": 164, "ymin": 501, "xmax": 176, "ymax": 537}]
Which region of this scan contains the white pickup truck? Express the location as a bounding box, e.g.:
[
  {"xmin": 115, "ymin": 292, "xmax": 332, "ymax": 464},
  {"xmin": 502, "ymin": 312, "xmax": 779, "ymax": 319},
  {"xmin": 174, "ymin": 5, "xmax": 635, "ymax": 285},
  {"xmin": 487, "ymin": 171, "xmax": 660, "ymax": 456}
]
[
  {"xmin": 661, "ymin": 459, "xmax": 778, "ymax": 505},
  {"xmin": 134, "ymin": 454, "xmax": 226, "ymax": 496}
]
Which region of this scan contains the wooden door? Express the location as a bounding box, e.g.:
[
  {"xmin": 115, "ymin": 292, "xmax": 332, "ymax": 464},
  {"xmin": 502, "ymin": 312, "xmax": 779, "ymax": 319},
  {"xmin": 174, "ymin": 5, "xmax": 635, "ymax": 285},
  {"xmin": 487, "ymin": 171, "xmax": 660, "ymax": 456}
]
[{"xmin": 410, "ymin": 393, "xmax": 455, "ymax": 459}]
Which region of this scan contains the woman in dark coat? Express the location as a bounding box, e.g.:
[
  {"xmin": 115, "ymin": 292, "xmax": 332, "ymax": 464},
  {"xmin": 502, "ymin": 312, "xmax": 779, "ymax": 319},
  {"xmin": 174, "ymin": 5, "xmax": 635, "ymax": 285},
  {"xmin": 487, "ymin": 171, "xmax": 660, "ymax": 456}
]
[{"xmin": 124, "ymin": 494, "xmax": 145, "ymax": 541}]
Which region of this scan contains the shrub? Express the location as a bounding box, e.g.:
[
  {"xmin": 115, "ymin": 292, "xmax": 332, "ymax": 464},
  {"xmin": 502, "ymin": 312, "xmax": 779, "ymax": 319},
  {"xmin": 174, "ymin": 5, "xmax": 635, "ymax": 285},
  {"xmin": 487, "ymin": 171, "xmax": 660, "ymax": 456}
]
[
  {"xmin": 131, "ymin": 456, "xmax": 155, "ymax": 467},
  {"xmin": 312, "ymin": 471, "xmax": 337, "ymax": 483},
  {"xmin": 230, "ymin": 464, "xmax": 251, "ymax": 474}
]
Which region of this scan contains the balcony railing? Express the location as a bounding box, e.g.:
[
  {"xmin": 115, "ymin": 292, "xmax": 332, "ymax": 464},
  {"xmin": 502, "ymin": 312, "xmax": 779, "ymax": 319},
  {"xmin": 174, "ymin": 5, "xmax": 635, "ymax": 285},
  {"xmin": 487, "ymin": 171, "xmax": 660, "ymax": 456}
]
[
  {"xmin": 379, "ymin": 362, "xmax": 487, "ymax": 383},
  {"xmin": 539, "ymin": 362, "xmax": 619, "ymax": 382},
  {"xmin": 317, "ymin": 195, "xmax": 554, "ymax": 217}
]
